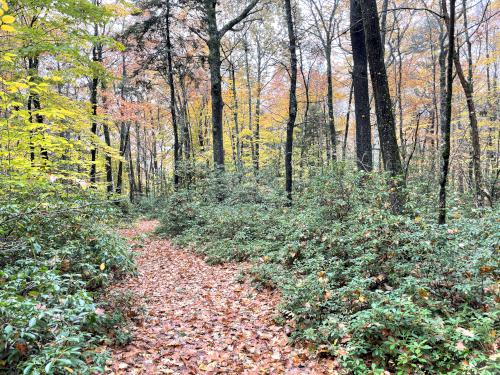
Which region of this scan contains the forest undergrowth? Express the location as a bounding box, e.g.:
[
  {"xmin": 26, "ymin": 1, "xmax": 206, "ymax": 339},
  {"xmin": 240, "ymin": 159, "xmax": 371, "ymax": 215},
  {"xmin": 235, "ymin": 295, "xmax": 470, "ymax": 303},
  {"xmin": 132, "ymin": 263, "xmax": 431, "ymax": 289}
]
[
  {"xmin": 0, "ymin": 184, "xmax": 136, "ymax": 374},
  {"xmin": 153, "ymin": 166, "xmax": 499, "ymax": 374}
]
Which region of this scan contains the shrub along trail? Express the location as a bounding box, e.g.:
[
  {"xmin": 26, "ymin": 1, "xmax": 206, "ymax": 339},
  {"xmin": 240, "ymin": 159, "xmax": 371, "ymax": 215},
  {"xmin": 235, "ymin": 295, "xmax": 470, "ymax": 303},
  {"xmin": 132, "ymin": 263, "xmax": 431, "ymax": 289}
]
[{"xmin": 106, "ymin": 220, "xmax": 335, "ymax": 374}]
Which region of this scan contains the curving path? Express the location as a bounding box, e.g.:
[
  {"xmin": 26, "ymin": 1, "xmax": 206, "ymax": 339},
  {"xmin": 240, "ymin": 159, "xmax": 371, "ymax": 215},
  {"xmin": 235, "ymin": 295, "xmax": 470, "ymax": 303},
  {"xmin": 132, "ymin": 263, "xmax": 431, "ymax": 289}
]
[{"xmin": 106, "ymin": 220, "xmax": 336, "ymax": 374}]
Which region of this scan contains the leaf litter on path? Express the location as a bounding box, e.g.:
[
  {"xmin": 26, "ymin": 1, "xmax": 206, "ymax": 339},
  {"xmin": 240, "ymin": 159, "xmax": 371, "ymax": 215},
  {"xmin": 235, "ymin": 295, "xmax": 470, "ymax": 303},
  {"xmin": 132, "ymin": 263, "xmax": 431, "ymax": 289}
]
[{"xmin": 107, "ymin": 220, "xmax": 338, "ymax": 374}]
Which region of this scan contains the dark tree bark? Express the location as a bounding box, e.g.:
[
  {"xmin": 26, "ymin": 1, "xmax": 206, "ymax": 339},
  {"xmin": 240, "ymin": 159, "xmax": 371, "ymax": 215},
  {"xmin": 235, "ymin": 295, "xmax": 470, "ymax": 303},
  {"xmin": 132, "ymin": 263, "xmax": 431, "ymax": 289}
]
[
  {"xmin": 342, "ymin": 82, "xmax": 354, "ymax": 160},
  {"xmin": 166, "ymin": 0, "xmax": 180, "ymax": 187},
  {"xmin": 127, "ymin": 128, "xmax": 136, "ymax": 202},
  {"xmin": 100, "ymin": 84, "xmax": 114, "ymax": 193},
  {"xmin": 284, "ymin": 0, "xmax": 297, "ymax": 201},
  {"xmin": 360, "ymin": 0, "xmax": 404, "ymax": 212},
  {"xmin": 135, "ymin": 121, "xmax": 142, "ymax": 195},
  {"xmin": 202, "ymin": 0, "xmax": 260, "ymax": 170},
  {"xmin": 438, "ymin": 0, "xmax": 456, "ymax": 224},
  {"xmin": 27, "ymin": 57, "xmax": 47, "ymax": 164},
  {"xmin": 116, "ymin": 53, "xmax": 129, "ymax": 195},
  {"xmin": 350, "ymin": 0, "xmax": 372, "ymax": 171},
  {"xmin": 116, "ymin": 123, "xmax": 131, "ymax": 194},
  {"xmin": 90, "ymin": 19, "xmax": 101, "ymax": 184}
]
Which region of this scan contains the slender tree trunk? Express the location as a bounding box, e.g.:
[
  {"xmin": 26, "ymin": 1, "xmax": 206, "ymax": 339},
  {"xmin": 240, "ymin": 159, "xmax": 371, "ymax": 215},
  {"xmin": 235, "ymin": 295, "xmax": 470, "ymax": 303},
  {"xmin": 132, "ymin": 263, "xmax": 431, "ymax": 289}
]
[
  {"xmin": 443, "ymin": 0, "xmax": 485, "ymax": 205},
  {"xmin": 284, "ymin": 0, "xmax": 297, "ymax": 201},
  {"xmin": 27, "ymin": 57, "xmax": 46, "ymax": 165},
  {"xmin": 342, "ymin": 82, "xmax": 354, "ymax": 160},
  {"xmin": 380, "ymin": 0, "xmax": 389, "ymax": 57},
  {"xmin": 230, "ymin": 62, "xmax": 242, "ymax": 170},
  {"xmin": 351, "ymin": 0, "xmax": 372, "ymax": 171},
  {"xmin": 299, "ymin": 45, "xmax": 311, "ymax": 177},
  {"xmin": 244, "ymin": 39, "xmax": 257, "ymax": 169},
  {"xmin": 116, "ymin": 53, "xmax": 129, "ymax": 195},
  {"xmin": 438, "ymin": 0, "xmax": 456, "ymax": 224},
  {"xmin": 116, "ymin": 123, "xmax": 131, "ymax": 194},
  {"xmin": 90, "ymin": 21, "xmax": 101, "ymax": 184},
  {"xmin": 166, "ymin": 0, "xmax": 180, "ymax": 187},
  {"xmin": 101, "ymin": 86, "xmax": 114, "ymax": 193},
  {"xmin": 360, "ymin": 0, "xmax": 404, "ymax": 212},
  {"xmin": 135, "ymin": 121, "xmax": 142, "ymax": 195},
  {"xmin": 254, "ymin": 34, "xmax": 263, "ymax": 172},
  {"xmin": 325, "ymin": 42, "xmax": 337, "ymax": 161},
  {"xmin": 127, "ymin": 129, "xmax": 136, "ymax": 202}
]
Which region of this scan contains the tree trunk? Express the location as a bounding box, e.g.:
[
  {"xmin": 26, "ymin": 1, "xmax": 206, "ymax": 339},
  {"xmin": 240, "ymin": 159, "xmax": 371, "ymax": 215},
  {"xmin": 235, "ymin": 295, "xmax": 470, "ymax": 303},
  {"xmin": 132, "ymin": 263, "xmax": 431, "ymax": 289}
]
[
  {"xmin": 230, "ymin": 61, "xmax": 242, "ymax": 170},
  {"xmin": 205, "ymin": 2, "xmax": 225, "ymax": 170},
  {"xmin": 116, "ymin": 123, "xmax": 131, "ymax": 195},
  {"xmin": 166, "ymin": 0, "xmax": 180, "ymax": 187},
  {"xmin": 135, "ymin": 121, "xmax": 143, "ymax": 195},
  {"xmin": 254, "ymin": 35, "xmax": 263, "ymax": 172},
  {"xmin": 203, "ymin": 0, "xmax": 260, "ymax": 171},
  {"xmin": 325, "ymin": 42, "xmax": 337, "ymax": 161},
  {"xmin": 342, "ymin": 82, "xmax": 354, "ymax": 160},
  {"xmin": 127, "ymin": 129, "xmax": 136, "ymax": 202},
  {"xmin": 360, "ymin": 0, "xmax": 404, "ymax": 212},
  {"xmin": 350, "ymin": 0, "xmax": 372, "ymax": 171},
  {"xmin": 90, "ymin": 22, "xmax": 101, "ymax": 184},
  {"xmin": 284, "ymin": 0, "xmax": 297, "ymax": 201},
  {"xmin": 445, "ymin": 0, "xmax": 485, "ymax": 205},
  {"xmin": 100, "ymin": 86, "xmax": 114, "ymax": 193},
  {"xmin": 438, "ymin": 0, "xmax": 456, "ymax": 224},
  {"xmin": 244, "ymin": 39, "xmax": 257, "ymax": 169}
]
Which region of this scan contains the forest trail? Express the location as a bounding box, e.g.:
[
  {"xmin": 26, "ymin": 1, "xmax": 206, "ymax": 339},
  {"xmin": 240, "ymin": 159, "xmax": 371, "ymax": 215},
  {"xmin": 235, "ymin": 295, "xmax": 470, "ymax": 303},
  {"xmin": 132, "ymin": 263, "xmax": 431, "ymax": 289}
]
[{"xmin": 106, "ymin": 220, "xmax": 336, "ymax": 374}]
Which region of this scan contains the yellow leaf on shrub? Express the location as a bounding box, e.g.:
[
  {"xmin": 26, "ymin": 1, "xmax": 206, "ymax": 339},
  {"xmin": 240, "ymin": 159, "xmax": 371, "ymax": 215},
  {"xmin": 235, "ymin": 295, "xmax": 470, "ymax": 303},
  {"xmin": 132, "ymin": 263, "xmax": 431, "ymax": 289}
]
[
  {"xmin": 63, "ymin": 368, "xmax": 74, "ymax": 373},
  {"xmin": 1, "ymin": 15, "xmax": 14, "ymax": 24},
  {"xmin": 1, "ymin": 24, "xmax": 14, "ymax": 32},
  {"xmin": 418, "ymin": 289, "xmax": 429, "ymax": 299},
  {"xmin": 99, "ymin": 263, "xmax": 106, "ymax": 271},
  {"xmin": 480, "ymin": 265, "xmax": 493, "ymax": 274}
]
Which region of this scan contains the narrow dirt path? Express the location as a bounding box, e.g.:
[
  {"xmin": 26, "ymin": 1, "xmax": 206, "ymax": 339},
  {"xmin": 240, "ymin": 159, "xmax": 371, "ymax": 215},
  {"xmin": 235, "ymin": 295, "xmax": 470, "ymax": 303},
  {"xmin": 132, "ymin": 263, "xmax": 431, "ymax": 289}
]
[{"xmin": 106, "ymin": 220, "xmax": 335, "ymax": 374}]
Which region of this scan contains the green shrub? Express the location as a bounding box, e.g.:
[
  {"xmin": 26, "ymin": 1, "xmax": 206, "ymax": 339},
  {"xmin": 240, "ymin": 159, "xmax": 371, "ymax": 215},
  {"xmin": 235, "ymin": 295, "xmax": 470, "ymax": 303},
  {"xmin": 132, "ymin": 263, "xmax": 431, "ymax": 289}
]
[
  {"xmin": 0, "ymin": 186, "xmax": 135, "ymax": 374},
  {"xmin": 158, "ymin": 167, "xmax": 499, "ymax": 374}
]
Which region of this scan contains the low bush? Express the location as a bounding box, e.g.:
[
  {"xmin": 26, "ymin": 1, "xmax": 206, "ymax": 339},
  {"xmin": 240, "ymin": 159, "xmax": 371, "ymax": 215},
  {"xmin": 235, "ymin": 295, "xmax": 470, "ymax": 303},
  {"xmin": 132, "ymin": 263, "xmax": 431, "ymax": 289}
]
[
  {"xmin": 0, "ymin": 186, "xmax": 135, "ymax": 374},
  {"xmin": 157, "ymin": 167, "xmax": 499, "ymax": 374}
]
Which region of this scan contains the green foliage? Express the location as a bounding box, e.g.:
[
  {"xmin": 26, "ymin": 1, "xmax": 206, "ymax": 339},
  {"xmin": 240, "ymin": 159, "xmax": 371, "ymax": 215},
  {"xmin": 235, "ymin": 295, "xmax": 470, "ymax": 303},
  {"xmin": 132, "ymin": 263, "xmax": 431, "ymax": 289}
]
[
  {"xmin": 156, "ymin": 167, "xmax": 499, "ymax": 374},
  {"xmin": 0, "ymin": 185, "xmax": 135, "ymax": 374}
]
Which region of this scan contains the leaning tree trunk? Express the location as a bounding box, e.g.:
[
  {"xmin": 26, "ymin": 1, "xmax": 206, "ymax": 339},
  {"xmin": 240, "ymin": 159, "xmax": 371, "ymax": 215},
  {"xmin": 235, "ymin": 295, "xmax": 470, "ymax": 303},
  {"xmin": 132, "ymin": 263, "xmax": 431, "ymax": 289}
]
[
  {"xmin": 350, "ymin": 0, "xmax": 372, "ymax": 172},
  {"xmin": 360, "ymin": 0, "xmax": 404, "ymax": 212}
]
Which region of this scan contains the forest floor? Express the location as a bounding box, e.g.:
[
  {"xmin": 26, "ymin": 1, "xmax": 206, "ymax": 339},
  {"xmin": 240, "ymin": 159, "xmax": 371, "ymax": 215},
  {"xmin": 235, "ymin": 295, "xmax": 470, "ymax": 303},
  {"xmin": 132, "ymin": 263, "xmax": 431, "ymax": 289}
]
[{"xmin": 105, "ymin": 220, "xmax": 337, "ymax": 374}]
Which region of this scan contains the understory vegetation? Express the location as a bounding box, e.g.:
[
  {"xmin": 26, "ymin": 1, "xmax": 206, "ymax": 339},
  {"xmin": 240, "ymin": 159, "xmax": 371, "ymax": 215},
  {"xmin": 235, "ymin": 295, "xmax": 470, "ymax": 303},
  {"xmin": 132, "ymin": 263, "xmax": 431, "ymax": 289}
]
[
  {"xmin": 0, "ymin": 185, "xmax": 135, "ymax": 374},
  {"xmin": 155, "ymin": 167, "xmax": 499, "ymax": 374}
]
